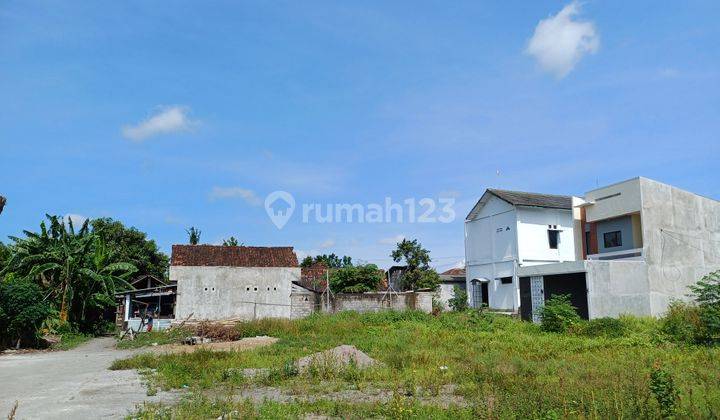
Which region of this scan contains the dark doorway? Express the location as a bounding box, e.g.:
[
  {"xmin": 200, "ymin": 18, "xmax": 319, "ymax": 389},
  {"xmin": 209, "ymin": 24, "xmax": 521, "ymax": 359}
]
[
  {"xmin": 543, "ymin": 272, "xmax": 589, "ymax": 319},
  {"xmin": 519, "ymin": 277, "xmax": 532, "ymax": 321},
  {"xmin": 481, "ymin": 282, "xmax": 489, "ymax": 306}
]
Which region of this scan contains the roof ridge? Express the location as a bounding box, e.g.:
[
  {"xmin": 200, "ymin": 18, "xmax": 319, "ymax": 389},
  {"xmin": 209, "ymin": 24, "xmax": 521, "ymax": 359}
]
[{"xmin": 488, "ymin": 188, "xmax": 572, "ymax": 198}]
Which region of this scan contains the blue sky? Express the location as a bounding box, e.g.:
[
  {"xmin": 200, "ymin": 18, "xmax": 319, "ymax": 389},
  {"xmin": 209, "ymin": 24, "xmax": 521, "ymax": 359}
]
[{"xmin": 1, "ymin": 1, "xmax": 718, "ymax": 270}]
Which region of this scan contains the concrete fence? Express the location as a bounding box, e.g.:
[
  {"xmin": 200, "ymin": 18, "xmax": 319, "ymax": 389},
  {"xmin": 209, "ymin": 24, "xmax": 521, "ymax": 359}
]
[{"xmin": 314, "ymin": 290, "xmax": 435, "ymax": 315}]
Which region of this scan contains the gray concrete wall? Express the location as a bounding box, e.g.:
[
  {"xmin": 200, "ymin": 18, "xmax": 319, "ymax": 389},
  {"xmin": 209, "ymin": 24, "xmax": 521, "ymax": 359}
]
[
  {"xmin": 414, "ymin": 291, "xmax": 435, "ymax": 313},
  {"xmin": 290, "ymin": 284, "xmax": 318, "ymax": 319},
  {"xmin": 330, "ymin": 292, "xmax": 413, "ymax": 312},
  {"xmin": 596, "ymin": 215, "xmax": 635, "ymax": 253},
  {"xmin": 585, "ymin": 260, "xmax": 651, "ymax": 318},
  {"xmin": 639, "ymin": 178, "xmax": 720, "ymax": 316},
  {"xmin": 172, "ymin": 266, "xmax": 301, "ymax": 321}
]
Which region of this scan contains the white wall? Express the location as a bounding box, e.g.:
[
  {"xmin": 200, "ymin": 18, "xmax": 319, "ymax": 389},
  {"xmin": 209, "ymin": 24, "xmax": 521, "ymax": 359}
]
[
  {"xmin": 172, "ymin": 266, "xmax": 301, "ymax": 321},
  {"xmin": 465, "ymin": 195, "xmax": 518, "ymax": 310},
  {"xmin": 516, "ymin": 207, "xmax": 575, "ymax": 265}
]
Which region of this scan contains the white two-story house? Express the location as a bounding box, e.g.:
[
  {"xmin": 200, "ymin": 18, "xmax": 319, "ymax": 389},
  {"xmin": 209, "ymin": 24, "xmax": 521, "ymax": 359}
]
[
  {"xmin": 464, "ymin": 189, "xmax": 581, "ymax": 311},
  {"xmin": 465, "ymin": 178, "xmax": 720, "ymax": 321}
]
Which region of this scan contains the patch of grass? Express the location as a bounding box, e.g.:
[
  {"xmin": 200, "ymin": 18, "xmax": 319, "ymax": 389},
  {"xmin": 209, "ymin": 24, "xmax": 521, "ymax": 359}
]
[
  {"xmin": 115, "ymin": 328, "xmax": 189, "ymax": 349},
  {"xmin": 130, "ymin": 394, "xmax": 475, "ymax": 420},
  {"xmin": 51, "ymin": 332, "xmax": 92, "ymax": 350},
  {"xmin": 118, "ymin": 311, "xmax": 720, "ymax": 418}
]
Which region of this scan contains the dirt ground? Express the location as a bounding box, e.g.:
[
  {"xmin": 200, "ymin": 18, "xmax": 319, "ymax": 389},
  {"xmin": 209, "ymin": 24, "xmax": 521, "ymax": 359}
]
[
  {"xmin": 0, "ymin": 337, "xmax": 179, "ymax": 420},
  {"xmin": 151, "ymin": 335, "xmax": 278, "ymax": 354}
]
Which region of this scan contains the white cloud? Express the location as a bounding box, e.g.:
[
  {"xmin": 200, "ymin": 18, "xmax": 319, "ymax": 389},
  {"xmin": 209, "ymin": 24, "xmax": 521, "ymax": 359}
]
[
  {"xmin": 526, "ymin": 2, "xmax": 599, "ymax": 78},
  {"xmin": 209, "ymin": 187, "xmax": 262, "ymax": 206},
  {"xmin": 378, "ymin": 234, "xmax": 405, "ymax": 245},
  {"xmin": 122, "ymin": 106, "xmax": 196, "ymax": 141},
  {"xmin": 319, "ymin": 239, "xmax": 336, "ymax": 249},
  {"xmin": 63, "ymin": 213, "xmax": 87, "ymax": 228}
]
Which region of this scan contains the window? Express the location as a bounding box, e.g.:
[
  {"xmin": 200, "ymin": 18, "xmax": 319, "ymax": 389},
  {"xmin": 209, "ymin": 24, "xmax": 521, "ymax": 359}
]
[
  {"xmin": 585, "ymin": 231, "xmax": 592, "ymax": 255},
  {"xmin": 499, "ymin": 276, "xmax": 512, "ymax": 285},
  {"xmin": 548, "ymin": 229, "xmax": 559, "ymax": 249},
  {"xmin": 604, "ymin": 231, "xmax": 622, "ymax": 248}
]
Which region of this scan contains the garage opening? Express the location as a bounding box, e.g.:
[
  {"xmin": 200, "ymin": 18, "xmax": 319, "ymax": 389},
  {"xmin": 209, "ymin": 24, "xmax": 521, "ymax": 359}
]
[{"xmin": 519, "ymin": 272, "xmax": 588, "ymax": 321}]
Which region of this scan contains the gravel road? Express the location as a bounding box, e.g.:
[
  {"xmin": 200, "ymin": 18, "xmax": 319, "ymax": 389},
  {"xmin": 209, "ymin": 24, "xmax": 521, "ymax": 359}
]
[{"xmin": 0, "ymin": 337, "xmax": 178, "ymax": 419}]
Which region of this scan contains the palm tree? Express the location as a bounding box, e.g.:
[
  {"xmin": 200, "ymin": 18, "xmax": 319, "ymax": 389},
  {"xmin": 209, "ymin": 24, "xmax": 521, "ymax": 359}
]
[{"xmin": 0, "ymin": 195, "xmax": 6, "ymax": 215}]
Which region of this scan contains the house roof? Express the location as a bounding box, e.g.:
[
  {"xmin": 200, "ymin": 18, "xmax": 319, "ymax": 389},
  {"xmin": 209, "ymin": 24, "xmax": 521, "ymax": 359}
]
[
  {"xmin": 441, "ymin": 267, "xmax": 465, "ymax": 276},
  {"xmin": 171, "ymin": 245, "xmax": 298, "ymax": 268},
  {"xmin": 466, "ymin": 189, "xmax": 573, "ymax": 220}
]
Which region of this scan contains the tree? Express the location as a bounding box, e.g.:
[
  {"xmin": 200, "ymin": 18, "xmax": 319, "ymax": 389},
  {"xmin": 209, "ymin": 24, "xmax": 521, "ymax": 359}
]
[
  {"xmin": 689, "ymin": 270, "xmax": 720, "ymax": 343},
  {"xmin": 0, "ymin": 195, "xmax": 6, "ymax": 215},
  {"xmin": 329, "ymin": 264, "xmax": 383, "ymax": 293},
  {"xmin": 0, "ymin": 242, "xmax": 10, "ymax": 273},
  {"xmin": 222, "ymin": 236, "xmax": 241, "ymax": 246},
  {"xmin": 300, "ymin": 253, "xmax": 352, "ymax": 268},
  {"xmin": 91, "ymin": 218, "xmax": 168, "ymax": 279},
  {"xmin": 390, "ymin": 239, "xmax": 440, "ymax": 290},
  {"xmin": 448, "ymin": 286, "xmax": 469, "ymax": 311},
  {"xmin": 0, "ymin": 279, "xmax": 51, "ymax": 348},
  {"xmin": 187, "ymin": 227, "xmax": 201, "ymax": 245},
  {"xmin": 1, "ymin": 215, "xmax": 136, "ymax": 326},
  {"xmin": 391, "ymin": 239, "xmax": 431, "ymax": 271}
]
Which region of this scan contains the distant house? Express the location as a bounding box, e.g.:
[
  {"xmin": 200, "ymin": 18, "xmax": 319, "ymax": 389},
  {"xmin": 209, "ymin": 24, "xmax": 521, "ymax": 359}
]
[
  {"xmin": 171, "ymin": 245, "xmax": 313, "ymax": 321},
  {"xmin": 465, "ymin": 177, "xmax": 720, "ymax": 321},
  {"xmin": 438, "ymin": 268, "xmax": 466, "ymax": 310},
  {"xmin": 116, "ymin": 275, "xmax": 176, "ymax": 332}
]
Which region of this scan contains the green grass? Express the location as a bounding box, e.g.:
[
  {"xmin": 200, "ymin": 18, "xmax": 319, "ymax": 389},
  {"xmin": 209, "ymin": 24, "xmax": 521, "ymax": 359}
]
[
  {"xmin": 115, "ymin": 310, "xmax": 720, "ymax": 419},
  {"xmin": 115, "ymin": 327, "xmax": 189, "ymax": 349},
  {"xmin": 51, "ymin": 332, "xmax": 93, "ymax": 350}
]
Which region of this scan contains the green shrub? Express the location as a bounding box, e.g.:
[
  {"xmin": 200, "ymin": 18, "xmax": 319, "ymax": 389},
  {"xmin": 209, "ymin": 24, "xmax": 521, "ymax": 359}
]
[
  {"xmin": 577, "ymin": 317, "xmax": 627, "ymax": 338},
  {"xmin": 649, "ymin": 365, "xmax": 678, "ymax": 418},
  {"xmin": 448, "ymin": 286, "xmax": 469, "ymax": 312},
  {"xmin": 329, "ymin": 264, "xmax": 383, "ymax": 293},
  {"xmin": 539, "ymin": 294, "xmax": 581, "ymax": 333},
  {"xmin": 661, "ymin": 300, "xmax": 704, "ymax": 345},
  {"xmin": 0, "ymin": 280, "xmax": 51, "ymax": 348},
  {"xmin": 689, "ymin": 270, "xmax": 720, "ymax": 343}
]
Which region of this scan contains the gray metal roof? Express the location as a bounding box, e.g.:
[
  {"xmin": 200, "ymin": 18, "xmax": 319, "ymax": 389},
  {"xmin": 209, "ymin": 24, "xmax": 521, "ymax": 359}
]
[
  {"xmin": 488, "ymin": 189, "xmax": 573, "ymax": 209},
  {"xmin": 466, "ymin": 188, "xmax": 573, "ymax": 220}
]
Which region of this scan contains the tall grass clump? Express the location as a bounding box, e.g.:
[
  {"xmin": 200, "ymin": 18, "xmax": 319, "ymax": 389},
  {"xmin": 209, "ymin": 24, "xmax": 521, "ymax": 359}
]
[{"xmin": 539, "ymin": 294, "xmax": 581, "ymax": 333}]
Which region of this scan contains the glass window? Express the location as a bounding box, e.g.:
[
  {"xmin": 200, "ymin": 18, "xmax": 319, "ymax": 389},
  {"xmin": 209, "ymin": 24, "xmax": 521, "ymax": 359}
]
[
  {"xmin": 603, "ymin": 231, "xmax": 622, "ymax": 248},
  {"xmin": 548, "ymin": 230, "xmax": 559, "ymax": 249},
  {"xmin": 499, "ymin": 276, "xmax": 512, "ymax": 284}
]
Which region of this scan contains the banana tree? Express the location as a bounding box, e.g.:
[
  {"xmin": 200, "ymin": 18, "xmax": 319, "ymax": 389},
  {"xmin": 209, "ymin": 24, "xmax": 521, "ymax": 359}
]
[{"xmin": 2, "ymin": 215, "xmax": 136, "ymax": 323}]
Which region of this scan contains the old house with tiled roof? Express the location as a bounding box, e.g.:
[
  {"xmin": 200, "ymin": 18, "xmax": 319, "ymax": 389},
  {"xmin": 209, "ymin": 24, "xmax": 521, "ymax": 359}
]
[{"xmin": 171, "ymin": 245, "xmax": 315, "ymax": 321}]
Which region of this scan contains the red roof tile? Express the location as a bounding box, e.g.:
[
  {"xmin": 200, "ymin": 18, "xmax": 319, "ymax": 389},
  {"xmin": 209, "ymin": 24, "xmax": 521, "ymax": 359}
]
[
  {"xmin": 171, "ymin": 245, "xmax": 298, "ymax": 268},
  {"xmin": 441, "ymin": 267, "xmax": 466, "ymax": 276}
]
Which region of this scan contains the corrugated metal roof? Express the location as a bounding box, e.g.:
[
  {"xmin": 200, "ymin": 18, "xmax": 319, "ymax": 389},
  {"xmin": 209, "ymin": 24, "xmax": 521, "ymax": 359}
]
[
  {"xmin": 466, "ymin": 188, "xmax": 573, "ymax": 220},
  {"xmin": 488, "ymin": 189, "xmax": 573, "ymax": 209}
]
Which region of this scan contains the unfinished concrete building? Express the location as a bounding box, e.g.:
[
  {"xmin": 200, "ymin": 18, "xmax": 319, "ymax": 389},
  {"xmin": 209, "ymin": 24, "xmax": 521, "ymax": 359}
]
[{"xmin": 171, "ymin": 245, "xmax": 302, "ymax": 321}]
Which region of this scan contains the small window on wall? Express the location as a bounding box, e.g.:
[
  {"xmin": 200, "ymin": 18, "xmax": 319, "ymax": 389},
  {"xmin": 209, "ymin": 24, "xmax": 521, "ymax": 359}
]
[
  {"xmin": 548, "ymin": 229, "xmax": 559, "ymax": 249},
  {"xmin": 499, "ymin": 276, "xmax": 512, "ymax": 285},
  {"xmin": 604, "ymin": 231, "xmax": 622, "ymax": 248}
]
